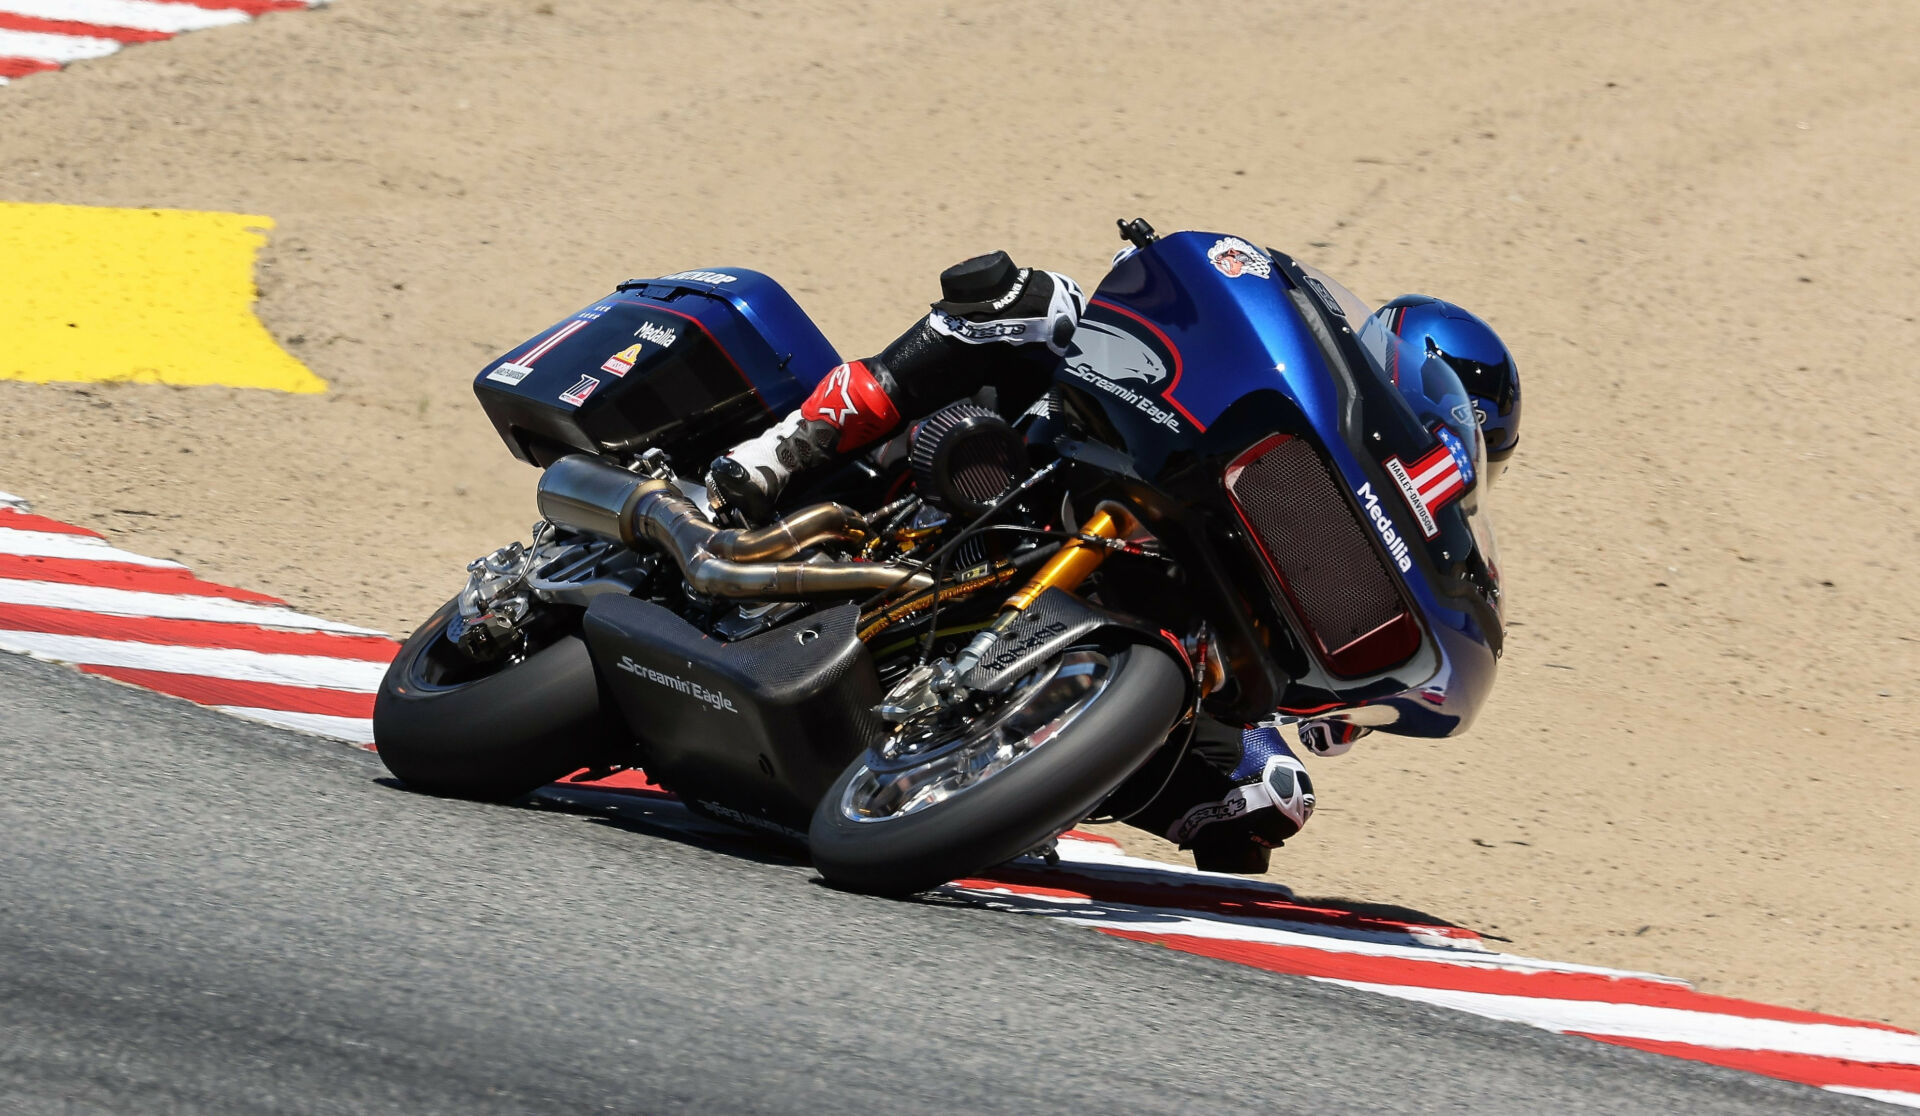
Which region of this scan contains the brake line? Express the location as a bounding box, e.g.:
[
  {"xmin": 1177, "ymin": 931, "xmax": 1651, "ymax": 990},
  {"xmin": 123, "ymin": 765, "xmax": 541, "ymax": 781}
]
[{"xmin": 857, "ymin": 563, "xmax": 1023, "ymax": 642}]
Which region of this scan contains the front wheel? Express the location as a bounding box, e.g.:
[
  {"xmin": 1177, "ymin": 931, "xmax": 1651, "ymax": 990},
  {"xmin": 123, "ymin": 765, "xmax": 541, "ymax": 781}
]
[
  {"xmin": 373, "ymin": 597, "xmax": 628, "ymax": 802},
  {"xmin": 808, "ymin": 643, "xmax": 1186, "ymax": 896}
]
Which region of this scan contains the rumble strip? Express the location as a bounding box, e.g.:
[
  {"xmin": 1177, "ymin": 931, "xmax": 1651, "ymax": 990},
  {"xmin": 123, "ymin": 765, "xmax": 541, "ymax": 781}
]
[{"xmin": 0, "ymin": 0, "xmax": 326, "ymax": 85}]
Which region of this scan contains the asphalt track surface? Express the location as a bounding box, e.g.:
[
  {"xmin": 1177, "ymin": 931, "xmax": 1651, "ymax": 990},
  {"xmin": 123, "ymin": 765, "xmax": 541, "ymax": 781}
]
[{"xmin": 0, "ymin": 654, "xmax": 1877, "ymax": 1115}]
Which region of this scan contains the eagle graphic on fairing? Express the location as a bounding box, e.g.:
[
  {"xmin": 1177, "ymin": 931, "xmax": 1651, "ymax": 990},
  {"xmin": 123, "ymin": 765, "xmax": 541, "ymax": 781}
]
[{"xmin": 1064, "ymin": 317, "xmax": 1169, "ymax": 386}]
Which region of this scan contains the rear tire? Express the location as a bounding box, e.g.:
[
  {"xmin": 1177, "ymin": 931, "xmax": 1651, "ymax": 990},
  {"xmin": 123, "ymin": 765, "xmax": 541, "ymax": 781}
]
[
  {"xmin": 373, "ymin": 598, "xmax": 628, "ymax": 802},
  {"xmin": 808, "ymin": 643, "xmax": 1185, "ymax": 896}
]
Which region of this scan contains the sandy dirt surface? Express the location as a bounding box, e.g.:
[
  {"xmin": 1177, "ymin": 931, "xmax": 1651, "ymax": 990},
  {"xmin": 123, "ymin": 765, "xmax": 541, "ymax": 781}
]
[{"xmin": 2, "ymin": 0, "xmax": 1914, "ymax": 1027}]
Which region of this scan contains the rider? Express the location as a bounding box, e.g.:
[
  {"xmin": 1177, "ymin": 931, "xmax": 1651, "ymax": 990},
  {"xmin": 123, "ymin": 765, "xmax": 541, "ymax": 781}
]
[
  {"xmin": 705, "ymin": 249, "xmax": 1521, "ymax": 874},
  {"xmin": 705, "ymin": 251, "xmax": 1085, "ymax": 526}
]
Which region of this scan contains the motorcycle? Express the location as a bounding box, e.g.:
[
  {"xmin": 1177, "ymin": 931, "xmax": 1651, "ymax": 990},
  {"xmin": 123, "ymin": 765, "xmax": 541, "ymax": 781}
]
[{"xmin": 373, "ymin": 219, "xmax": 1503, "ymax": 895}]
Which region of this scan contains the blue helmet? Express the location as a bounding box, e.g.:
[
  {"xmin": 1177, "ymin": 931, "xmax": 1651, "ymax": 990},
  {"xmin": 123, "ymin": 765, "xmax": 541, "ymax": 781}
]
[{"xmin": 1374, "ymin": 296, "xmax": 1521, "ymax": 472}]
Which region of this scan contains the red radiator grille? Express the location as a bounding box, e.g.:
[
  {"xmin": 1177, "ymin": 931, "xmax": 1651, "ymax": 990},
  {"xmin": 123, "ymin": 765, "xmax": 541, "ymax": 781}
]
[{"xmin": 1224, "ymin": 435, "xmax": 1422, "ymax": 678}]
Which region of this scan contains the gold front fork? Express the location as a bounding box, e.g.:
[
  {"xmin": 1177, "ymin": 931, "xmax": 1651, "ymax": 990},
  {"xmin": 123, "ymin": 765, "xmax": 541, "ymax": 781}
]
[
  {"xmin": 873, "ymin": 504, "xmax": 1144, "ymax": 718},
  {"xmin": 1003, "ymin": 507, "xmax": 1131, "ymax": 612},
  {"xmin": 940, "ymin": 506, "xmax": 1136, "ymax": 684}
]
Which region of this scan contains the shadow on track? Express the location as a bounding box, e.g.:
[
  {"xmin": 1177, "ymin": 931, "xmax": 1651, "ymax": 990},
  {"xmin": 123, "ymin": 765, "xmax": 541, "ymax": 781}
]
[
  {"xmin": 389, "ymin": 771, "xmax": 1479, "ymax": 940},
  {"xmin": 373, "ymin": 775, "xmax": 810, "ymax": 868}
]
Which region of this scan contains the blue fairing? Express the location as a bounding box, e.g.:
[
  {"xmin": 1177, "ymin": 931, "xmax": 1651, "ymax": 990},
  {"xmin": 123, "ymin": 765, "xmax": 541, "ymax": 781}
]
[{"xmin": 1064, "ymin": 232, "xmax": 1500, "ymax": 738}]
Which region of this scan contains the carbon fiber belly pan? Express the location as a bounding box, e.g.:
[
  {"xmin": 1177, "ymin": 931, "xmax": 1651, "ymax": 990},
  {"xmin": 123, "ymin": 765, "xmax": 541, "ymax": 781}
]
[{"xmin": 583, "ymin": 597, "xmax": 882, "ymax": 838}]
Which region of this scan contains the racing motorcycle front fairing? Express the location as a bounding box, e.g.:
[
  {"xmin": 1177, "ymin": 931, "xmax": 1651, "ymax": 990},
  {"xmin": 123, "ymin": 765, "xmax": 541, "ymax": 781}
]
[{"xmin": 1050, "ymin": 232, "xmax": 1501, "ymax": 738}]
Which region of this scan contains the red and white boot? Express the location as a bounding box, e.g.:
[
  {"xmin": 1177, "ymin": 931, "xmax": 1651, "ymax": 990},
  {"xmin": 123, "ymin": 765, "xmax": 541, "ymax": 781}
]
[{"xmin": 705, "ymin": 359, "xmax": 901, "ymax": 524}]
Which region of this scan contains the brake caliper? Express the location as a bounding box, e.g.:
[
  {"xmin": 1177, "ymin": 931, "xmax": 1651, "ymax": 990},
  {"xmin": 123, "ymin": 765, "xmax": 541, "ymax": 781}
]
[{"xmin": 450, "ymin": 528, "xmax": 546, "ymax": 661}]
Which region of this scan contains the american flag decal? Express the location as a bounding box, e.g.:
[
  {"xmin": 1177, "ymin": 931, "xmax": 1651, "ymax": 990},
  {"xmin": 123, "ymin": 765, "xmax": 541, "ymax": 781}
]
[{"xmin": 1383, "ymin": 429, "xmax": 1470, "ymax": 539}]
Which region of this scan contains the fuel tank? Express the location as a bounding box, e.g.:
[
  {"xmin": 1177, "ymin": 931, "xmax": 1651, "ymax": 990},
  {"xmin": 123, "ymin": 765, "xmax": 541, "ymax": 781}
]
[{"xmin": 474, "ymin": 269, "xmax": 841, "ymax": 471}]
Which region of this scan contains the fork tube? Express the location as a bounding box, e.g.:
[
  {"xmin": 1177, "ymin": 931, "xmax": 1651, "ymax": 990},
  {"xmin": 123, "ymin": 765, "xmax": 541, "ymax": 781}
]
[
  {"xmin": 944, "ymin": 508, "xmax": 1135, "ymax": 681},
  {"xmin": 1003, "ymin": 508, "xmax": 1128, "ymax": 612}
]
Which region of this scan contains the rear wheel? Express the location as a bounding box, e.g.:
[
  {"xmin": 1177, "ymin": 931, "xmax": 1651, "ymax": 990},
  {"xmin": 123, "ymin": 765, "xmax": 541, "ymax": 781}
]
[
  {"xmin": 373, "ymin": 597, "xmax": 628, "ymax": 802},
  {"xmin": 808, "ymin": 643, "xmax": 1185, "ymax": 896}
]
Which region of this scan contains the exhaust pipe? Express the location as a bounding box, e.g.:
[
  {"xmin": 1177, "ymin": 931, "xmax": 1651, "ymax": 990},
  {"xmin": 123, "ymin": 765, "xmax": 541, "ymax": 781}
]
[{"xmin": 535, "ymin": 455, "xmax": 933, "ymax": 599}]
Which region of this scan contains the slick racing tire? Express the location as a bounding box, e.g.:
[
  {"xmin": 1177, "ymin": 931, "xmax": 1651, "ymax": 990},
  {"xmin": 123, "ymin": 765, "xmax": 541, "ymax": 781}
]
[
  {"xmin": 809, "ymin": 642, "xmax": 1185, "ymax": 896},
  {"xmin": 373, "ymin": 597, "xmax": 627, "ymax": 802}
]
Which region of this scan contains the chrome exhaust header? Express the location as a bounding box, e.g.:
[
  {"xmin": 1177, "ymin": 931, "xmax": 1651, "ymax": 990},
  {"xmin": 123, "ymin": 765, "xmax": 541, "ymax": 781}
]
[{"xmin": 535, "ymin": 455, "xmax": 933, "ymax": 599}]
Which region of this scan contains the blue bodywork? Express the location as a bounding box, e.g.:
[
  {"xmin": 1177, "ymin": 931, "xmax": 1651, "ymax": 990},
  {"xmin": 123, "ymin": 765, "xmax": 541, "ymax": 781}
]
[
  {"xmin": 612, "ymin": 267, "xmax": 842, "ymax": 411},
  {"xmin": 473, "ymin": 267, "xmax": 841, "ymax": 470},
  {"xmin": 1063, "ymin": 232, "xmax": 1501, "ymax": 738}
]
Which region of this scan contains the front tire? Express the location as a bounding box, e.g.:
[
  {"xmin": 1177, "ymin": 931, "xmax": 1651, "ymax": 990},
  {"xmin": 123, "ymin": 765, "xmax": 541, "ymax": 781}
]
[
  {"xmin": 373, "ymin": 598, "xmax": 628, "ymax": 802},
  {"xmin": 808, "ymin": 643, "xmax": 1185, "ymax": 896}
]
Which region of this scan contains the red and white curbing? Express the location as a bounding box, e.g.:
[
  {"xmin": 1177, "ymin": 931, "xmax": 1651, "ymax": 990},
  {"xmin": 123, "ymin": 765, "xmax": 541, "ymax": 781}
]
[
  {"xmin": 1, "ymin": 489, "xmax": 1916, "ymax": 1108},
  {"xmin": 0, "ymin": 0, "xmax": 324, "ymax": 85},
  {"xmin": 0, "ymin": 489, "xmax": 387, "ymax": 742},
  {"xmin": 956, "ymin": 839, "xmax": 1920, "ymax": 1107}
]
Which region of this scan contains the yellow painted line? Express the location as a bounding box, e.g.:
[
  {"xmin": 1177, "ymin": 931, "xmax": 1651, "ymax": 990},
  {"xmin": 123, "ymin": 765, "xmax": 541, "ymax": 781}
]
[{"xmin": 0, "ymin": 201, "xmax": 324, "ymax": 393}]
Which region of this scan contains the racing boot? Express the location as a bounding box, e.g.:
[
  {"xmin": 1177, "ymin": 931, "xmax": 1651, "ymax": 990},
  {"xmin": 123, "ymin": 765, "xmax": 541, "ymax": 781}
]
[
  {"xmin": 1125, "ymin": 722, "xmax": 1316, "ymax": 874},
  {"xmin": 705, "ymin": 358, "xmax": 902, "ymax": 524}
]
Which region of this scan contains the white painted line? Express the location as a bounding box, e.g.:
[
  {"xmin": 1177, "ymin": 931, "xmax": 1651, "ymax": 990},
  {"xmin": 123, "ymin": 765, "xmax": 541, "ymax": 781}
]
[
  {"xmin": 0, "ymin": 491, "xmax": 29, "ymax": 511},
  {"xmin": 965, "ymin": 887, "xmax": 1680, "ymax": 982},
  {"xmin": 217, "ymin": 705, "xmax": 375, "ymax": 744},
  {"xmin": 0, "ymin": 0, "xmax": 247, "ymax": 33},
  {"xmin": 0, "ymin": 27, "xmax": 123, "ymax": 62},
  {"xmin": 0, "ymin": 578, "xmax": 385, "ymax": 635},
  {"xmin": 0, "ymin": 629, "xmax": 388, "ymax": 691},
  {"xmin": 1330, "ymin": 980, "xmax": 1920, "ymax": 1065},
  {"xmin": 0, "ymin": 528, "xmax": 185, "ymax": 567},
  {"xmin": 1049, "ymin": 835, "xmax": 1485, "ymax": 949},
  {"xmin": 1829, "ymin": 1086, "xmax": 1920, "ymax": 1109}
]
